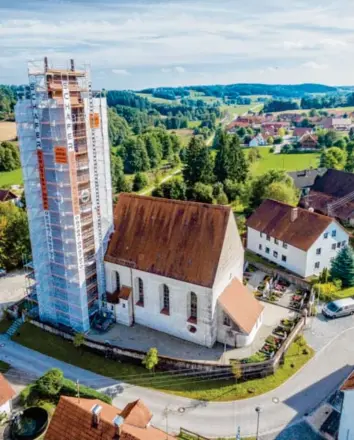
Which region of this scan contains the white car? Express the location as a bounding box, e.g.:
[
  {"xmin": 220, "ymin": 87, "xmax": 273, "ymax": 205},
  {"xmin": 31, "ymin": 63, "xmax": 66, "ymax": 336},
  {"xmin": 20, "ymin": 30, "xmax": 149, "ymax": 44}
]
[{"xmin": 322, "ymin": 298, "xmax": 354, "ymax": 319}]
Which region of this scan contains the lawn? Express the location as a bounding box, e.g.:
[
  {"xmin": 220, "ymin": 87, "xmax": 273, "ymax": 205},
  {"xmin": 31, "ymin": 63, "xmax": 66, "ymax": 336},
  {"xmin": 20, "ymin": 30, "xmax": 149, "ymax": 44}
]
[
  {"xmin": 0, "ymin": 317, "xmax": 13, "ymax": 333},
  {"xmin": 171, "ymin": 128, "xmax": 194, "ymax": 147},
  {"xmin": 13, "ymin": 323, "xmax": 313, "ymax": 402},
  {"xmin": 0, "ymin": 360, "xmax": 10, "ymax": 373},
  {"xmin": 0, "ymin": 168, "xmax": 23, "ymax": 187},
  {"xmin": 136, "ymin": 93, "xmax": 179, "ymax": 105},
  {"xmin": 331, "ymin": 286, "xmax": 354, "ymax": 301},
  {"xmin": 247, "ymin": 147, "xmax": 320, "ymax": 177}
]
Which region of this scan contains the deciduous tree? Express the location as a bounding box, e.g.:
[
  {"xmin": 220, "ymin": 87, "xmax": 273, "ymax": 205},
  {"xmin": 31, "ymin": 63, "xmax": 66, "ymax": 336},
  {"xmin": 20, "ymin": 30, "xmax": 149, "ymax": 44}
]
[
  {"xmin": 142, "ymin": 348, "xmax": 159, "ymax": 372},
  {"xmin": 320, "ymin": 147, "xmax": 346, "ymax": 170}
]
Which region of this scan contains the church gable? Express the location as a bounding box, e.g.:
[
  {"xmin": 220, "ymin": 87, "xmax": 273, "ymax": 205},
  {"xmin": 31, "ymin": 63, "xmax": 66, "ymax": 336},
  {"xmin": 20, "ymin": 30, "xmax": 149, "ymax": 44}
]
[{"xmin": 105, "ymin": 194, "xmax": 231, "ymax": 287}]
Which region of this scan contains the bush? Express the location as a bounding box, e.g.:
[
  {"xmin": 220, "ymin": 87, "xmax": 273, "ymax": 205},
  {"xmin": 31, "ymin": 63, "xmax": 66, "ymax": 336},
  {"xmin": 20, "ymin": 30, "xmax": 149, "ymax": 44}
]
[
  {"xmin": 313, "ymin": 282, "xmax": 339, "ymax": 302},
  {"xmin": 36, "ymin": 368, "xmax": 63, "ymax": 397},
  {"xmin": 295, "ymin": 335, "xmax": 306, "ymax": 347},
  {"xmin": 133, "ymin": 172, "xmax": 149, "ymax": 191},
  {"xmin": 61, "ymin": 378, "xmax": 111, "ymax": 404}
]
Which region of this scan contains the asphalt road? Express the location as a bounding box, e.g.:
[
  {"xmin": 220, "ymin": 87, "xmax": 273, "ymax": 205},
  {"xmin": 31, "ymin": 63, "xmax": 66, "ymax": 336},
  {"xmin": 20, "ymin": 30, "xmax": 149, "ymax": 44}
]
[{"xmin": 1, "ymin": 321, "xmax": 354, "ymax": 438}]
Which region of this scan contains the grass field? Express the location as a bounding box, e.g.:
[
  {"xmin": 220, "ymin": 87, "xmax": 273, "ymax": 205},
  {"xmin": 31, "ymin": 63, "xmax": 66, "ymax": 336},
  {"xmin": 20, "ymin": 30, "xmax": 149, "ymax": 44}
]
[
  {"xmin": 136, "ymin": 93, "xmax": 178, "ymax": 105},
  {"xmin": 0, "ymin": 121, "xmax": 16, "ymax": 141},
  {"xmin": 248, "ymin": 147, "xmax": 320, "ymax": 177},
  {"xmin": 13, "ymin": 322, "xmax": 313, "ymax": 402},
  {"xmin": 0, "ymin": 168, "xmax": 23, "ymax": 187},
  {"xmin": 171, "ymin": 128, "xmax": 194, "ymax": 146}
]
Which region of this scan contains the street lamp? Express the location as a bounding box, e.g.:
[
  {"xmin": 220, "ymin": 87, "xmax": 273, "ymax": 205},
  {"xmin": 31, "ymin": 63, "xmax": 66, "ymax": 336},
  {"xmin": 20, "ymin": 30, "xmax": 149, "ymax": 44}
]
[{"xmin": 255, "ymin": 406, "xmax": 261, "ymax": 440}]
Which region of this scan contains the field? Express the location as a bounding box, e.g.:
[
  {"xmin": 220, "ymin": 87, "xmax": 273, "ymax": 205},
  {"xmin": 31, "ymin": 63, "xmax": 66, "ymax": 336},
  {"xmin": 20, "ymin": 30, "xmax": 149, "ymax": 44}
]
[
  {"xmin": 0, "ymin": 121, "xmax": 17, "ymax": 141},
  {"xmin": 248, "ymin": 147, "xmax": 320, "ymax": 176},
  {"xmin": 221, "ymin": 103, "xmax": 264, "ymax": 117},
  {"xmin": 136, "ymin": 93, "xmax": 178, "ymax": 105},
  {"xmin": 0, "ymin": 168, "xmax": 23, "ymax": 187},
  {"xmin": 171, "ymin": 128, "xmax": 194, "ymax": 146}
]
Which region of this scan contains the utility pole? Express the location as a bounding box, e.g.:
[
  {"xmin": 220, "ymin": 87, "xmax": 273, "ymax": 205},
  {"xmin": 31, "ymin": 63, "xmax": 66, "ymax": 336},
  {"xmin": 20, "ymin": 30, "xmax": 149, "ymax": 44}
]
[{"xmin": 255, "ymin": 406, "xmax": 261, "ymax": 440}]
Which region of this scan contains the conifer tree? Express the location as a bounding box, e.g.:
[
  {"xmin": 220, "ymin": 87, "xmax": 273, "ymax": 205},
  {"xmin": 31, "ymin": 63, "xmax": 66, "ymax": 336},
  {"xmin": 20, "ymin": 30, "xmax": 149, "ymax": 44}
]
[
  {"xmin": 214, "ymin": 131, "xmax": 229, "ymax": 182},
  {"xmin": 226, "ymin": 135, "xmax": 249, "ymax": 183},
  {"xmin": 330, "ymin": 246, "xmax": 354, "ymax": 287}
]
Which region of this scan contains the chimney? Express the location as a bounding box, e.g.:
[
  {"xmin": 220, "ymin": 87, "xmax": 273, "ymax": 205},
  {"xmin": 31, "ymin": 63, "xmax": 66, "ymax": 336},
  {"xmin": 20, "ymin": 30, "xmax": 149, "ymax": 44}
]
[
  {"xmin": 113, "ymin": 415, "xmax": 125, "ymax": 435},
  {"xmin": 291, "ymin": 207, "xmax": 298, "ymax": 222},
  {"xmin": 92, "ymin": 404, "xmax": 102, "ymax": 427}
]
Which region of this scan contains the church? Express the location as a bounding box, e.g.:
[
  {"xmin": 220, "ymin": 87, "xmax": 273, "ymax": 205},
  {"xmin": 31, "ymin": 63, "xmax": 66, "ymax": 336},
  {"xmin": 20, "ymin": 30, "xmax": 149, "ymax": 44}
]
[{"xmin": 104, "ymin": 193, "xmax": 264, "ymax": 348}]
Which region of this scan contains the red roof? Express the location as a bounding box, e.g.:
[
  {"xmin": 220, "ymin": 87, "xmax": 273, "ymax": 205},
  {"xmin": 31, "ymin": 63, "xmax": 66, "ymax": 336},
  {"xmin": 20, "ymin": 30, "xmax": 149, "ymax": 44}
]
[
  {"xmin": 293, "ymin": 127, "xmax": 311, "ymax": 137},
  {"xmin": 247, "ymin": 199, "xmax": 335, "ymax": 251},
  {"xmin": 218, "ymin": 278, "xmax": 264, "ymax": 334},
  {"xmin": 45, "ymin": 396, "xmax": 176, "ymax": 440},
  {"xmin": 0, "ymin": 374, "xmax": 15, "ymax": 406},
  {"xmin": 105, "ymin": 194, "xmax": 231, "ymax": 287}
]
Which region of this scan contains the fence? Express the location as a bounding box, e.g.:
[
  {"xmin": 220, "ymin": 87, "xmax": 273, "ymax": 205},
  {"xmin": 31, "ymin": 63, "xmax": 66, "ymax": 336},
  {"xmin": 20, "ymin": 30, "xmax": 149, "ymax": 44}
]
[
  {"xmin": 28, "ymin": 316, "xmax": 305, "ymax": 379},
  {"xmin": 179, "ymin": 427, "xmax": 210, "ymax": 440},
  {"xmin": 246, "ymin": 253, "xmax": 311, "ymax": 290}
]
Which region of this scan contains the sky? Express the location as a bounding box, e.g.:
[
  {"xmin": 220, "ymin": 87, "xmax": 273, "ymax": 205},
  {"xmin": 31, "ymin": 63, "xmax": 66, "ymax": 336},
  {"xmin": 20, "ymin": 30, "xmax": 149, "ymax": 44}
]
[{"xmin": 1, "ymin": 0, "xmax": 354, "ymax": 90}]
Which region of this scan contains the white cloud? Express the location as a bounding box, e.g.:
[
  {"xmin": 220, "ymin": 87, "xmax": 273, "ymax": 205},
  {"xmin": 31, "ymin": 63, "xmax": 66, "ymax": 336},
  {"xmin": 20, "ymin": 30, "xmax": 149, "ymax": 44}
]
[
  {"xmin": 161, "ymin": 67, "xmax": 171, "ymax": 73},
  {"xmin": 112, "ymin": 69, "xmax": 130, "ymax": 76},
  {"xmin": 174, "ymin": 66, "xmax": 186, "ymax": 73},
  {"xmin": 302, "ymin": 61, "xmax": 328, "ymax": 70}
]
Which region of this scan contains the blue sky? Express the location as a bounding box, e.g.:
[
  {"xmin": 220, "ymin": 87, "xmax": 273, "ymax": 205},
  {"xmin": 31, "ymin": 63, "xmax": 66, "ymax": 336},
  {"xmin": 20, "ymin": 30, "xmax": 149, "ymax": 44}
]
[{"xmin": 1, "ymin": 0, "xmax": 354, "ymax": 89}]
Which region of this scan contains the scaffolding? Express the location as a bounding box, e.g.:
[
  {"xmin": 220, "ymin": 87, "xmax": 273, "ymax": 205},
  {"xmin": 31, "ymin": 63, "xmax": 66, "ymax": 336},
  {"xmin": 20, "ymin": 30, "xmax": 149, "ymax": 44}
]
[{"xmin": 15, "ymin": 58, "xmax": 113, "ymax": 332}]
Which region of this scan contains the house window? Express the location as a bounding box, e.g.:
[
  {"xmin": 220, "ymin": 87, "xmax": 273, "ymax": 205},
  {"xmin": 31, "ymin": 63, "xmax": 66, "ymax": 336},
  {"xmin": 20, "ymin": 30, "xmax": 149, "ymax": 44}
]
[
  {"xmin": 273, "ymin": 251, "xmax": 278, "ymax": 258},
  {"xmin": 265, "ymin": 247, "xmax": 270, "ymax": 254},
  {"xmin": 137, "ymin": 278, "xmax": 144, "ymax": 306},
  {"xmin": 332, "ymin": 230, "xmax": 337, "ymax": 237},
  {"xmin": 316, "ymin": 248, "xmax": 321, "ymax": 255},
  {"xmin": 115, "ymin": 272, "xmax": 120, "ymax": 291},
  {"xmin": 324, "ymin": 232, "xmax": 329, "ymax": 239},
  {"xmin": 189, "ymin": 292, "xmax": 197, "ymax": 323},
  {"xmin": 282, "ymin": 255, "xmax": 287, "ymax": 262},
  {"xmin": 315, "ymin": 262, "xmax": 320, "ymax": 269},
  {"xmin": 283, "ymin": 243, "xmax": 288, "ymax": 249},
  {"xmin": 260, "ymin": 232, "xmax": 263, "ymax": 238},
  {"xmin": 266, "ymin": 235, "xmax": 270, "ymax": 241},
  {"xmin": 259, "ymin": 244, "xmax": 262, "ymax": 251},
  {"xmin": 223, "ymin": 313, "xmax": 231, "ymax": 327},
  {"xmin": 337, "ymin": 242, "xmax": 341, "ymax": 249},
  {"xmin": 161, "ymin": 284, "xmax": 170, "ymax": 315},
  {"xmin": 342, "ymin": 241, "xmax": 347, "ymax": 247},
  {"xmin": 332, "ymin": 243, "xmax": 336, "ymax": 250},
  {"xmin": 274, "ymin": 239, "xmax": 279, "ymax": 245}
]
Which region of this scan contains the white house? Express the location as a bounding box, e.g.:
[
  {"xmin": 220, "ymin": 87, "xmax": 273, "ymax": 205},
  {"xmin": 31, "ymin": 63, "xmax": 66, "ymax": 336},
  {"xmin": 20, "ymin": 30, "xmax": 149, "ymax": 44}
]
[
  {"xmin": 249, "ymin": 133, "xmax": 267, "ymax": 147},
  {"xmin": 338, "ymin": 370, "xmax": 354, "ymax": 440},
  {"xmin": 0, "ymin": 374, "xmax": 15, "ymax": 417},
  {"xmin": 246, "ymin": 199, "xmax": 350, "ymax": 278},
  {"xmin": 104, "ymin": 194, "xmax": 264, "ymax": 348}
]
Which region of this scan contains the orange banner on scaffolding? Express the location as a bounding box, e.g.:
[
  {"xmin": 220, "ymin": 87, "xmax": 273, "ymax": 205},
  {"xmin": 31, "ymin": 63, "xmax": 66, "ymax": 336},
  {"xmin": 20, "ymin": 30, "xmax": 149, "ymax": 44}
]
[
  {"xmin": 54, "ymin": 146, "xmax": 68, "ymax": 164},
  {"xmin": 89, "ymin": 113, "xmax": 100, "ymax": 129},
  {"xmin": 68, "ymin": 151, "xmax": 80, "ymax": 216},
  {"xmin": 37, "ymin": 150, "xmax": 49, "ymax": 210}
]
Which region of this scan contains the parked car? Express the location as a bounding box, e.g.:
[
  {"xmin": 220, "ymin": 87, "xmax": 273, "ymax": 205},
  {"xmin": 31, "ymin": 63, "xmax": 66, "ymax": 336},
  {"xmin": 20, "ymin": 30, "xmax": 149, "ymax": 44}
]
[
  {"xmin": 0, "ymin": 268, "xmax": 6, "ymax": 278},
  {"xmin": 322, "ymin": 298, "xmax": 354, "ymax": 319}
]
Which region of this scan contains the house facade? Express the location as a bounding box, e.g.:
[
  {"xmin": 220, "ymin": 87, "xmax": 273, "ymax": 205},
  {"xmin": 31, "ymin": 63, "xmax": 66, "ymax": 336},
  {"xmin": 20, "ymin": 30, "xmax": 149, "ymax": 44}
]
[
  {"xmin": 249, "ymin": 133, "xmax": 267, "ymax": 147},
  {"xmin": 104, "ymin": 194, "xmax": 264, "ymax": 348},
  {"xmin": 299, "ymin": 133, "xmax": 319, "ymax": 149},
  {"xmin": 247, "ymin": 199, "xmax": 349, "ymax": 278},
  {"xmin": 0, "ymin": 374, "xmax": 16, "ymax": 417}
]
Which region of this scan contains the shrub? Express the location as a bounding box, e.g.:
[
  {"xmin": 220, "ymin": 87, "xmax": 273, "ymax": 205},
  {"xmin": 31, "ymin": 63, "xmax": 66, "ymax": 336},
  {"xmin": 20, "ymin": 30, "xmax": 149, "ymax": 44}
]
[
  {"xmin": 133, "ymin": 172, "xmax": 149, "ymax": 191},
  {"xmin": 295, "ymin": 335, "xmax": 306, "ymax": 347},
  {"xmin": 61, "ymin": 378, "xmax": 111, "ymax": 404},
  {"xmin": 35, "ymin": 368, "xmax": 63, "ymax": 397},
  {"xmin": 313, "ymin": 282, "xmax": 339, "ymax": 302}
]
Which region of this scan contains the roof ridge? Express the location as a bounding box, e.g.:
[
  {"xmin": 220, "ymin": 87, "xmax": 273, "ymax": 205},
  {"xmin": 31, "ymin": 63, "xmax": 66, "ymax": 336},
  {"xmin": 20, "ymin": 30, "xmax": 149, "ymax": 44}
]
[
  {"xmin": 264, "ymin": 198, "xmax": 333, "ymax": 222},
  {"xmin": 118, "ymin": 193, "xmax": 231, "ymax": 212}
]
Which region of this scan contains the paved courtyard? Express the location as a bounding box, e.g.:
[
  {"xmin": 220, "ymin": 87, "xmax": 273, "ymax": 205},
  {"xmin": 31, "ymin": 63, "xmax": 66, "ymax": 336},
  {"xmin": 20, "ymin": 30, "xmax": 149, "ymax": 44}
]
[
  {"xmin": 0, "ymin": 269, "xmax": 26, "ymax": 318},
  {"xmin": 88, "ymin": 302, "xmax": 294, "ymax": 363}
]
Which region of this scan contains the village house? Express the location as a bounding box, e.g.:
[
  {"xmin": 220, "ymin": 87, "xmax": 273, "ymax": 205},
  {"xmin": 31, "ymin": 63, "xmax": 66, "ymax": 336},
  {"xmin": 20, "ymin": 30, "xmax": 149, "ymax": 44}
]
[
  {"xmin": 261, "ymin": 122, "xmax": 289, "ymax": 137},
  {"xmin": 249, "ymin": 133, "xmax": 267, "ymax": 147},
  {"xmin": 104, "ymin": 194, "xmax": 264, "ymax": 349},
  {"xmin": 0, "ymin": 189, "xmax": 18, "ymax": 204},
  {"xmin": 246, "ymin": 199, "xmax": 349, "ymax": 278},
  {"xmin": 299, "ymin": 133, "xmax": 319, "ymax": 150},
  {"xmin": 288, "ymin": 168, "xmax": 327, "ymax": 196},
  {"xmin": 292, "ymin": 127, "xmax": 312, "ymax": 141},
  {"xmin": 0, "ymin": 374, "xmax": 16, "ymax": 417},
  {"xmin": 338, "ymin": 370, "xmax": 354, "ymax": 440},
  {"xmin": 320, "ymin": 117, "xmax": 353, "ymax": 131},
  {"xmin": 45, "ymin": 396, "xmax": 176, "ymax": 440},
  {"xmin": 226, "ymin": 120, "xmax": 250, "ymax": 133},
  {"xmin": 300, "ymin": 169, "xmax": 354, "ymax": 225}
]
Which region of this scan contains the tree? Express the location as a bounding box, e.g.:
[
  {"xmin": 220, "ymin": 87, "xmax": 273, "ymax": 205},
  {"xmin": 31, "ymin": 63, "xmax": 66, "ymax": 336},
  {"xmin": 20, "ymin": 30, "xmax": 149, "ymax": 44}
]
[
  {"xmin": 107, "ymin": 108, "xmax": 130, "ymax": 146},
  {"xmin": 267, "ymin": 136, "xmax": 274, "ymax": 145},
  {"xmin": 324, "ymin": 130, "xmax": 337, "ymax": 148},
  {"xmin": 183, "ymin": 137, "xmax": 214, "ymax": 186},
  {"xmin": 213, "ymin": 182, "xmax": 228, "ymax": 205},
  {"xmin": 249, "ymin": 169, "xmax": 295, "ymax": 209},
  {"xmin": 333, "ymin": 138, "xmax": 346, "ymax": 150},
  {"xmin": 142, "ymin": 348, "xmax": 159, "ymax": 372},
  {"xmin": 231, "ymin": 361, "xmax": 242, "ymax": 384},
  {"xmin": 320, "ymin": 147, "xmax": 346, "ymax": 170},
  {"xmin": 190, "ymin": 182, "xmax": 214, "ymax": 204},
  {"xmin": 347, "ymin": 141, "xmax": 354, "ymax": 155},
  {"xmin": 144, "ymin": 134, "xmax": 162, "ymax": 169},
  {"xmin": 162, "ymin": 134, "xmax": 174, "ymax": 160},
  {"xmin": 111, "ymin": 155, "xmax": 132, "ymax": 193},
  {"xmin": 214, "ymin": 131, "xmax": 229, "ymax": 182},
  {"xmin": 36, "ymin": 368, "xmax": 64, "ymax": 397},
  {"xmin": 152, "ymin": 177, "xmax": 187, "ymax": 200},
  {"xmin": 278, "ymin": 127, "xmax": 286, "ymax": 137},
  {"xmin": 248, "ymin": 148, "xmax": 261, "ymax": 164},
  {"xmin": 345, "ymin": 154, "xmax": 354, "ymax": 172},
  {"xmin": 0, "ymin": 141, "xmax": 21, "ymax": 172},
  {"xmin": 73, "ymin": 333, "xmax": 85, "ymax": 355},
  {"xmin": 0, "ymin": 202, "xmax": 30, "ymax": 270},
  {"xmin": 133, "ymin": 172, "xmax": 149, "ymax": 191},
  {"xmin": 226, "ymin": 135, "xmax": 249, "ymax": 183},
  {"xmin": 330, "ymin": 246, "xmax": 354, "ymax": 287},
  {"xmin": 124, "ymin": 138, "xmax": 150, "ymax": 173},
  {"xmin": 319, "ymin": 267, "xmax": 329, "ymax": 284},
  {"xmin": 263, "ymin": 181, "xmax": 298, "ymax": 206}
]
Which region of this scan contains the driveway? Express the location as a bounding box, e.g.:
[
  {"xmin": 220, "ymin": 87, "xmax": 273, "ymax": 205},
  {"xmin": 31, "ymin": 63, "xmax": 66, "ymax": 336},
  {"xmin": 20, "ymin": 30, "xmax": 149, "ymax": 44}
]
[{"xmin": 1, "ymin": 322, "xmax": 354, "ymax": 438}]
